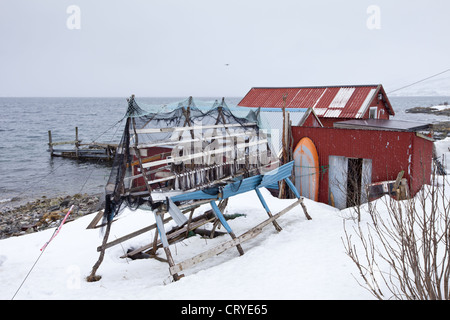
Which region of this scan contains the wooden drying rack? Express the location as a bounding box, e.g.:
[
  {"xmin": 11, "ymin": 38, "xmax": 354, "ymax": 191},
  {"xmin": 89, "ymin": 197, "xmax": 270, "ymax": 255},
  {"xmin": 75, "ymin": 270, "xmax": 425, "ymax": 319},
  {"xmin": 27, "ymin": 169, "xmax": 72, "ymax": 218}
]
[{"xmin": 86, "ymin": 95, "xmax": 310, "ymax": 282}]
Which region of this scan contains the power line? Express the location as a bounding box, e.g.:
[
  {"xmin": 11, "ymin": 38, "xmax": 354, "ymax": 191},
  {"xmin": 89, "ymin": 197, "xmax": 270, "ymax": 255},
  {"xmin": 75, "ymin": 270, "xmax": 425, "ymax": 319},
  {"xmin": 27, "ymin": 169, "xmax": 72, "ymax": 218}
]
[{"xmin": 388, "ymin": 68, "xmax": 450, "ymax": 94}]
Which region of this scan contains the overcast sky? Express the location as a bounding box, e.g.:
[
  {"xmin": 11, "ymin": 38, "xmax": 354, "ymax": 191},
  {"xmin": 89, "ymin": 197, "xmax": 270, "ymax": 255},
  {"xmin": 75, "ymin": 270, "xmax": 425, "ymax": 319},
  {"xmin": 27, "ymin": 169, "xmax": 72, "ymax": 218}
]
[{"xmin": 0, "ymin": 0, "xmax": 449, "ymax": 97}]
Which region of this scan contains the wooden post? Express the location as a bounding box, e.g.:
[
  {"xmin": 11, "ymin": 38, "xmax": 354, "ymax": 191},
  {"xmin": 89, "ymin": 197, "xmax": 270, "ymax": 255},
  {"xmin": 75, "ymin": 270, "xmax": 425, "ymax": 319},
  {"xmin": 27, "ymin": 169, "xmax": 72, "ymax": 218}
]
[
  {"xmin": 284, "ymin": 177, "xmax": 312, "ymax": 220},
  {"xmin": 48, "ymin": 130, "xmax": 53, "ymax": 157},
  {"xmin": 75, "ymin": 127, "xmax": 79, "ymax": 158},
  {"xmin": 154, "ymin": 211, "xmax": 183, "ymax": 281},
  {"xmin": 210, "ymin": 200, "xmax": 244, "ymax": 256},
  {"xmin": 87, "ymin": 219, "xmax": 112, "ymax": 282},
  {"xmin": 132, "ymin": 118, "xmax": 154, "ymax": 201},
  {"xmin": 279, "ymin": 94, "xmax": 288, "ymax": 199},
  {"xmin": 255, "ymin": 188, "xmax": 282, "ymax": 232},
  {"xmin": 282, "ymin": 94, "xmax": 288, "ymax": 164}
]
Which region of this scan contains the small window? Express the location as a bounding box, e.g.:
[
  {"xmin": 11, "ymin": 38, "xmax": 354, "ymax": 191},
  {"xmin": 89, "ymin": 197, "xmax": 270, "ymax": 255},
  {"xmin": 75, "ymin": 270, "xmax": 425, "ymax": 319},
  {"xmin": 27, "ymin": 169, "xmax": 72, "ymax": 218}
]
[{"xmin": 369, "ymin": 107, "xmax": 378, "ymax": 119}]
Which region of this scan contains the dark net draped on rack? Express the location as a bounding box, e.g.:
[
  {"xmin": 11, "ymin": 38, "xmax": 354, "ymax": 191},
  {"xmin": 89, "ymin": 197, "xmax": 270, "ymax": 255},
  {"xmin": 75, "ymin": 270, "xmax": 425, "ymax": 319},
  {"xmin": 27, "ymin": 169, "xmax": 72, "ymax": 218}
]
[{"xmin": 103, "ymin": 95, "xmax": 278, "ymax": 222}]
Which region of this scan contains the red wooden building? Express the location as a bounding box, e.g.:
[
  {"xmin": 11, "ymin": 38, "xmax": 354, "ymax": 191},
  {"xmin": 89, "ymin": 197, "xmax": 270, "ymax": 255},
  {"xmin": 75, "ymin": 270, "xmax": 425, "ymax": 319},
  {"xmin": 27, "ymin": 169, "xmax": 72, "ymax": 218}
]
[
  {"xmin": 238, "ymin": 85, "xmax": 433, "ymax": 209},
  {"xmin": 291, "ymin": 122, "xmax": 433, "ymax": 209},
  {"xmin": 238, "ymin": 84, "xmax": 395, "ymax": 127}
]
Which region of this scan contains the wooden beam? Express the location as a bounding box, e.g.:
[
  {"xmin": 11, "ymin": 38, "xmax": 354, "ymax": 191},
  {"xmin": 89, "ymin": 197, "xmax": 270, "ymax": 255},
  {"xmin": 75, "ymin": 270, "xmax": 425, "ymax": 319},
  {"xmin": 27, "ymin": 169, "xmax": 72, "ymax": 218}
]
[
  {"xmin": 113, "ymin": 205, "xmax": 215, "ymax": 256},
  {"xmin": 137, "ymin": 131, "xmax": 254, "ymax": 149},
  {"xmin": 393, "ymin": 170, "xmax": 405, "ymax": 191},
  {"xmin": 97, "ymin": 215, "xmax": 172, "ymax": 252},
  {"xmin": 135, "ymin": 122, "xmax": 256, "ymax": 134},
  {"xmin": 255, "ymin": 188, "xmax": 282, "ymax": 232},
  {"xmin": 283, "ymin": 178, "xmax": 312, "ymax": 220},
  {"xmin": 49, "ymin": 140, "xmax": 80, "ymax": 146},
  {"xmin": 121, "ymin": 215, "xmax": 215, "ymax": 258},
  {"xmin": 86, "ymin": 210, "xmax": 104, "ymax": 229},
  {"xmin": 124, "ymin": 158, "xmax": 246, "ymax": 184},
  {"xmin": 142, "ymin": 139, "xmax": 268, "ymax": 168},
  {"xmin": 48, "ymin": 130, "xmax": 53, "ymax": 156},
  {"xmin": 75, "ymin": 127, "xmax": 79, "ymax": 158},
  {"xmin": 128, "ymin": 152, "xmax": 172, "ymax": 167}
]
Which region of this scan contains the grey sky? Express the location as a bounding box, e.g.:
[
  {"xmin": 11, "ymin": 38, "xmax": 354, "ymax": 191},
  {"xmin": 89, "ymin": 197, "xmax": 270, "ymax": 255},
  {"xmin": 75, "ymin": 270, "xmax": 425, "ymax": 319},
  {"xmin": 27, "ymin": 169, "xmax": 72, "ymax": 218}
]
[{"xmin": 1, "ymin": 0, "xmax": 449, "ymax": 97}]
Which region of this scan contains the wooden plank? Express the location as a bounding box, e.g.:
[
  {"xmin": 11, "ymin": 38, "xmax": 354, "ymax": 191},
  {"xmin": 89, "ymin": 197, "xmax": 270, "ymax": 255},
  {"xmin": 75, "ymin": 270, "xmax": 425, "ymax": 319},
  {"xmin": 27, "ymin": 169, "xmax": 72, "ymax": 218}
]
[
  {"xmin": 123, "ymin": 165, "xmax": 171, "ymax": 182},
  {"xmin": 79, "ymin": 143, "xmax": 118, "ymax": 148},
  {"xmin": 124, "ymin": 158, "xmax": 244, "ymax": 184},
  {"xmin": 392, "ymin": 170, "xmax": 405, "ymax": 191},
  {"xmin": 49, "ymin": 140, "xmax": 80, "ymax": 146},
  {"xmin": 101, "ymin": 201, "xmax": 212, "ymax": 252},
  {"xmin": 86, "ymin": 210, "xmax": 104, "ymax": 229},
  {"xmin": 255, "ymin": 188, "xmax": 282, "ymax": 232},
  {"xmin": 137, "ymin": 131, "xmax": 254, "ymax": 149},
  {"xmin": 169, "ymin": 198, "xmax": 302, "ymax": 275},
  {"xmin": 135, "ymin": 122, "xmax": 257, "ymax": 134},
  {"xmin": 128, "ymin": 152, "xmax": 172, "ymax": 167},
  {"xmin": 167, "ymin": 197, "xmax": 188, "ymax": 226},
  {"xmin": 77, "ymin": 149, "xmax": 107, "ymax": 154},
  {"xmin": 142, "ymin": 139, "xmax": 268, "ymax": 168},
  {"xmin": 120, "ymin": 216, "xmax": 214, "ymax": 258},
  {"xmin": 154, "ymin": 213, "xmax": 169, "ymax": 247},
  {"xmin": 98, "ymin": 216, "xmax": 172, "ymax": 252}
]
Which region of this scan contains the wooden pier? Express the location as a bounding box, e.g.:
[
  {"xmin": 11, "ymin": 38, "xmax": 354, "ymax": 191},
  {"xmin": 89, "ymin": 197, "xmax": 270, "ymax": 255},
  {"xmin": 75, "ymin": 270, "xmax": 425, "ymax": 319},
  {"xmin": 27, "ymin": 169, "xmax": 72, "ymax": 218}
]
[{"xmin": 48, "ymin": 127, "xmax": 117, "ymax": 161}]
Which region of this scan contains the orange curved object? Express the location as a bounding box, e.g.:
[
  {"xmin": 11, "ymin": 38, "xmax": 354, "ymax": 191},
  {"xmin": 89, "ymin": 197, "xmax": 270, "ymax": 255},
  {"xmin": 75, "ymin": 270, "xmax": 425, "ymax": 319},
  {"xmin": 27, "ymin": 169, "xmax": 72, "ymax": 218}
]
[{"xmin": 293, "ymin": 137, "xmax": 319, "ymax": 201}]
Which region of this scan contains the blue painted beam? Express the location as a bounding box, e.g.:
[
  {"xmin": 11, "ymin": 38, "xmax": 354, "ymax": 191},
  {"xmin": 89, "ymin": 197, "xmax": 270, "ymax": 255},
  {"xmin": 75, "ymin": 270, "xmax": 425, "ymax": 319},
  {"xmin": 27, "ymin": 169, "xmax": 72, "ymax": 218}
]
[
  {"xmin": 284, "ymin": 177, "xmax": 301, "ymax": 199},
  {"xmin": 170, "ymin": 161, "xmax": 295, "ymax": 203},
  {"xmin": 255, "ymin": 188, "xmax": 271, "ymax": 213},
  {"xmin": 170, "ymin": 189, "xmax": 218, "ymax": 202},
  {"xmin": 210, "ymin": 201, "xmax": 232, "ymax": 233},
  {"xmin": 258, "ymin": 162, "xmax": 294, "ymax": 189},
  {"xmin": 154, "ymin": 212, "xmax": 169, "ymax": 248}
]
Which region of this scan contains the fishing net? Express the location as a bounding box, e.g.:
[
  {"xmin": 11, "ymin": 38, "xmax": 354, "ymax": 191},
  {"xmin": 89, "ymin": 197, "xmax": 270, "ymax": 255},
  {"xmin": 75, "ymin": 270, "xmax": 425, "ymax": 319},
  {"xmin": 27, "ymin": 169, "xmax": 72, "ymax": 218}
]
[{"xmin": 103, "ymin": 96, "xmax": 280, "ymax": 221}]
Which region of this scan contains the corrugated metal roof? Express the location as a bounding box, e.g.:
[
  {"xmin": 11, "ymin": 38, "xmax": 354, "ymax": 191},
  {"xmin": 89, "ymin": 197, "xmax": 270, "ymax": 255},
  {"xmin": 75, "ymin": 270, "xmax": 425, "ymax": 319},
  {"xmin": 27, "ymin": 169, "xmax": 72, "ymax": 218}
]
[
  {"xmin": 238, "ymin": 85, "xmax": 395, "ymax": 119},
  {"xmin": 333, "ymin": 119, "xmax": 431, "ymax": 132}
]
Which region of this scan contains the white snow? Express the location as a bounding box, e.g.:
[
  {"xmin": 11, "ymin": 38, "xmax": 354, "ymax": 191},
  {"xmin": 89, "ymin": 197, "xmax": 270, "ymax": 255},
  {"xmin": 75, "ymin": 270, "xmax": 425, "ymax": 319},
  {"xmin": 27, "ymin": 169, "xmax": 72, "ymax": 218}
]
[
  {"xmin": 435, "ymin": 137, "xmax": 450, "ymax": 173},
  {"xmin": 1, "ymin": 188, "xmax": 374, "ymax": 300},
  {"xmin": 1, "ymin": 139, "xmax": 448, "ymax": 300},
  {"xmin": 430, "ymin": 104, "xmax": 450, "ymax": 111}
]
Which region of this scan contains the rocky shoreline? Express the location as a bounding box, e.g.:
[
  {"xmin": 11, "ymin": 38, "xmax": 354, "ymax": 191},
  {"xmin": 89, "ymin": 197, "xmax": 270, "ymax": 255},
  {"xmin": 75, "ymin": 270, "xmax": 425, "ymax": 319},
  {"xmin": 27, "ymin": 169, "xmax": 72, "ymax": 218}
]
[
  {"xmin": 405, "ymin": 104, "xmax": 450, "ymax": 139},
  {"xmin": 405, "ymin": 105, "xmax": 450, "ymax": 117},
  {"xmin": 0, "ymin": 193, "xmax": 105, "ymax": 240},
  {"xmin": 432, "ymin": 121, "xmax": 450, "ymax": 140}
]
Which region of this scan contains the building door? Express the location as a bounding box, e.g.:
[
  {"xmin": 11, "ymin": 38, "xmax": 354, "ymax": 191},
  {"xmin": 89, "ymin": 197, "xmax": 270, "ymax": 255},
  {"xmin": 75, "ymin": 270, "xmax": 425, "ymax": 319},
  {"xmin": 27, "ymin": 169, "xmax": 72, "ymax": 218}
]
[
  {"xmin": 346, "ymin": 158, "xmax": 363, "ymax": 207},
  {"xmin": 329, "ymin": 156, "xmax": 372, "ymax": 209},
  {"xmin": 329, "ymin": 156, "xmax": 348, "ymax": 209}
]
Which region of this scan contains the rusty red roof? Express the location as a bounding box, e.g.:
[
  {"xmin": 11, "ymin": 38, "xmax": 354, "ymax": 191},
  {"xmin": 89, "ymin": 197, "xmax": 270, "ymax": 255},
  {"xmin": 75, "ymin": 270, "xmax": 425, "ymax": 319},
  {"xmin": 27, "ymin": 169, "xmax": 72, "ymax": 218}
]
[{"xmin": 238, "ymin": 84, "xmax": 395, "ymax": 119}]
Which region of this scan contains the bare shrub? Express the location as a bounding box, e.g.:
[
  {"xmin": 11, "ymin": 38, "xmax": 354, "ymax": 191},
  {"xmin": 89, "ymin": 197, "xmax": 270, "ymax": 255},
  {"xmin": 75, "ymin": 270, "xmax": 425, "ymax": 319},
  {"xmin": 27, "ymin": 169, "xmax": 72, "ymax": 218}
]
[{"xmin": 343, "ymin": 172, "xmax": 450, "ymax": 300}]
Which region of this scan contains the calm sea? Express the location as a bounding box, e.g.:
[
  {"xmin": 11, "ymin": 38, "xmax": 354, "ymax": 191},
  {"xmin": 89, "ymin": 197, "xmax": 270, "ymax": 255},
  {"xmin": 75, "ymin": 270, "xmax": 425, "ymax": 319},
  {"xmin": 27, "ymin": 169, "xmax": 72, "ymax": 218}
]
[{"xmin": 0, "ymin": 96, "xmax": 448, "ymax": 207}]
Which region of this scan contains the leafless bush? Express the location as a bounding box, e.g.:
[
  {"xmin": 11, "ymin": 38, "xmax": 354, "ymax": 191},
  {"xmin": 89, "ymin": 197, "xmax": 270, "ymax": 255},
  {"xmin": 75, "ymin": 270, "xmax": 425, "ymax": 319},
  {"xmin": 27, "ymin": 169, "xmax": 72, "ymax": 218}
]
[{"xmin": 342, "ymin": 172, "xmax": 450, "ymax": 300}]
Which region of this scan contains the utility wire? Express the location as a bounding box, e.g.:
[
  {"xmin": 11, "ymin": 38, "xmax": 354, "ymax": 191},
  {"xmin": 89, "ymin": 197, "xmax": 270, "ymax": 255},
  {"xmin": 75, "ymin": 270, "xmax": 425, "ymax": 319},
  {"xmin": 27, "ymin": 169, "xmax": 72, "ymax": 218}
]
[{"xmin": 388, "ymin": 68, "xmax": 450, "ymax": 94}]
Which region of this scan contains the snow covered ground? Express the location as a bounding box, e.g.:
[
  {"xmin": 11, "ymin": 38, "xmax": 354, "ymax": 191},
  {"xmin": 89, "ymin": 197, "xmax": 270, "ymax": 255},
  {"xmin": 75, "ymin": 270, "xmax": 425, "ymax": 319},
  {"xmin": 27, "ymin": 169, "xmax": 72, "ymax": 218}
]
[
  {"xmin": 1, "ymin": 188, "xmax": 373, "ymax": 300},
  {"xmin": 435, "ymin": 137, "xmax": 450, "ymax": 173},
  {"xmin": 1, "ymin": 139, "xmax": 449, "ymax": 301},
  {"xmin": 431, "ymin": 104, "xmax": 450, "ymax": 112}
]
